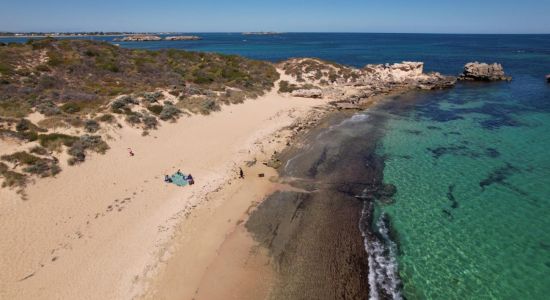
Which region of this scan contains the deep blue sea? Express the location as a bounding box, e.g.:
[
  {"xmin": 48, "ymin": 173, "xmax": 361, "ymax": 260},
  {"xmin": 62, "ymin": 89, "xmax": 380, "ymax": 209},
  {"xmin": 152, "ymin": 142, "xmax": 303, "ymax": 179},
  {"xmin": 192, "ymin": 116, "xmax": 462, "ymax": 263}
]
[{"xmin": 3, "ymin": 33, "xmax": 550, "ymax": 299}]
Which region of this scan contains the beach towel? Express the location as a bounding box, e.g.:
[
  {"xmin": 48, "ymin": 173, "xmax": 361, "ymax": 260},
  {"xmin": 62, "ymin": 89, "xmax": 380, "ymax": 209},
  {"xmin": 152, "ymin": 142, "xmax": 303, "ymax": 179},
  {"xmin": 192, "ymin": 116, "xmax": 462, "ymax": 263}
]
[{"xmin": 169, "ymin": 172, "xmax": 188, "ymax": 187}]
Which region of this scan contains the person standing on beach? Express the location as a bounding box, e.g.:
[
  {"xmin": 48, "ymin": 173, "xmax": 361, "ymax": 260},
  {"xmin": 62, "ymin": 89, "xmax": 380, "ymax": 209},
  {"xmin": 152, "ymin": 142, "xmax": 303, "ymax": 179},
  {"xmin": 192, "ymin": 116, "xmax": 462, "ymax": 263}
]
[{"xmin": 239, "ymin": 168, "xmax": 244, "ymax": 179}]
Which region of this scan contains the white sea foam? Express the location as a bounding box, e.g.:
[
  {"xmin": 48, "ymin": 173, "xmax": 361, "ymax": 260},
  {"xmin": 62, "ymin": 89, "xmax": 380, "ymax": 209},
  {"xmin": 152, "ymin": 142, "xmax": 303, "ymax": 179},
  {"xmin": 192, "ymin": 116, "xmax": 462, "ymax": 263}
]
[{"xmin": 359, "ymin": 200, "xmax": 403, "ymax": 300}]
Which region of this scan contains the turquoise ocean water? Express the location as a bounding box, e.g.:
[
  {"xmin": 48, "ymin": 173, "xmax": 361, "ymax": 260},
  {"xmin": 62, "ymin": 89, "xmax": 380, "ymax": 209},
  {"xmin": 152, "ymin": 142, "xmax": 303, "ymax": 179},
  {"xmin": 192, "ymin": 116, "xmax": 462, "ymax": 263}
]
[{"xmin": 4, "ymin": 33, "xmax": 549, "ymax": 299}]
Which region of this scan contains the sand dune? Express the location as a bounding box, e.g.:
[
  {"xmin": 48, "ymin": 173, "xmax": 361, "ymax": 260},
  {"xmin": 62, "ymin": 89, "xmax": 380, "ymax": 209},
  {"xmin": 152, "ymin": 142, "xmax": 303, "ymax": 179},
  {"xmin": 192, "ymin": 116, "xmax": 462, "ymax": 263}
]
[{"xmin": 0, "ymin": 87, "xmax": 328, "ymax": 299}]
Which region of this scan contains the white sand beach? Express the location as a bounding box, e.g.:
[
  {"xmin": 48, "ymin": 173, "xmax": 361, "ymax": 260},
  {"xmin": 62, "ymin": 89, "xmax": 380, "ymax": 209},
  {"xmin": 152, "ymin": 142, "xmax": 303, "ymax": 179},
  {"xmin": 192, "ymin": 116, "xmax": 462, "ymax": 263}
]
[{"xmin": 0, "ymin": 86, "xmax": 328, "ymax": 299}]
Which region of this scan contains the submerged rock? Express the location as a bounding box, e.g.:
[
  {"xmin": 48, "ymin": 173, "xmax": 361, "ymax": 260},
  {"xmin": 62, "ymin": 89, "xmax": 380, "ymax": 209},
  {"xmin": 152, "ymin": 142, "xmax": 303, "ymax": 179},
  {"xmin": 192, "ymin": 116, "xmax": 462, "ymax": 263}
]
[{"xmin": 458, "ymin": 62, "xmax": 512, "ymax": 81}]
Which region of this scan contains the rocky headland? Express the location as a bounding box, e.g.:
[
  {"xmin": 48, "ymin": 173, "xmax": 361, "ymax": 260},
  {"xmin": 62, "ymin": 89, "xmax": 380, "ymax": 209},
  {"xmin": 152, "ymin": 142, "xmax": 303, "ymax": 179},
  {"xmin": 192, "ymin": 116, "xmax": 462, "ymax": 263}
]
[
  {"xmin": 277, "ymin": 58, "xmax": 456, "ymax": 109},
  {"xmin": 458, "ymin": 62, "xmax": 512, "ymax": 81}
]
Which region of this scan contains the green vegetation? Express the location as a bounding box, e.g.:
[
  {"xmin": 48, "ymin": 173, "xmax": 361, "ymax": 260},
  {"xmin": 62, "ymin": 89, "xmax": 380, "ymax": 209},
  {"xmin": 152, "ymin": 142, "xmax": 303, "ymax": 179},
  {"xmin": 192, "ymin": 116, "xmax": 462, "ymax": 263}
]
[
  {"xmin": 0, "ymin": 39, "xmax": 278, "ymax": 120},
  {"xmin": 0, "ymin": 161, "xmax": 27, "ymax": 188},
  {"xmin": 67, "ymin": 135, "xmax": 109, "ymax": 165},
  {"xmin": 29, "ymin": 145, "xmax": 49, "ymax": 155},
  {"xmin": 37, "ymin": 133, "xmax": 79, "ymax": 151},
  {"xmin": 1, "ymin": 151, "xmax": 60, "ymax": 178}
]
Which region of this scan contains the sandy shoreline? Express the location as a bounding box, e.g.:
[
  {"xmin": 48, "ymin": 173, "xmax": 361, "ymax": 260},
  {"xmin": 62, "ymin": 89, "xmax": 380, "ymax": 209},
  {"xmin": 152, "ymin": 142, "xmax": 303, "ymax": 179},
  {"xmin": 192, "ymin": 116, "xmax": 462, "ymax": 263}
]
[{"xmin": 0, "ymin": 86, "xmax": 329, "ymax": 299}]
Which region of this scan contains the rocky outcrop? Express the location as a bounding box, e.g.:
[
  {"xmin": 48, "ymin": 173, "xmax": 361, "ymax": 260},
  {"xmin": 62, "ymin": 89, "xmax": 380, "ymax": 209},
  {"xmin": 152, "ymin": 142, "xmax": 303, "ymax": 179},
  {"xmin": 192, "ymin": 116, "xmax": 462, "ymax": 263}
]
[
  {"xmin": 278, "ymin": 58, "xmax": 457, "ymax": 109},
  {"xmin": 115, "ymin": 35, "xmax": 162, "ymax": 42},
  {"xmin": 291, "ymin": 89, "xmax": 323, "ymax": 98},
  {"xmin": 546, "ymin": 74, "xmax": 550, "ymax": 83},
  {"xmin": 458, "ymin": 62, "xmax": 512, "ymax": 81},
  {"xmin": 164, "ymin": 35, "xmax": 201, "ymax": 41}
]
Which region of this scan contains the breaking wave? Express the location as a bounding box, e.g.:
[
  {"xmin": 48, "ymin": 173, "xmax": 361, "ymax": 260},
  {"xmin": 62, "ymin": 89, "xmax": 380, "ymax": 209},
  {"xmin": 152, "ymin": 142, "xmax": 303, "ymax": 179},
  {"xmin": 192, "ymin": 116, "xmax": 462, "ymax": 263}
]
[{"xmin": 359, "ymin": 199, "xmax": 403, "ymax": 300}]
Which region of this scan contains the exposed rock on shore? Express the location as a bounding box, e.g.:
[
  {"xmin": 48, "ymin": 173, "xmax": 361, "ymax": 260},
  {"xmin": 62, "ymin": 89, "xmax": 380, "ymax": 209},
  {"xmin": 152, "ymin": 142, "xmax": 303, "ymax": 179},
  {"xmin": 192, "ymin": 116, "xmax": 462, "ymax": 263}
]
[
  {"xmin": 164, "ymin": 35, "xmax": 201, "ymax": 41},
  {"xmin": 278, "ymin": 58, "xmax": 456, "ymax": 109},
  {"xmin": 291, "ymin": 89, "xmax": 323, "ymax": 98},
  {"xmin": 458, "ymin": 62, "xmax": 512, "ymax": 81}
]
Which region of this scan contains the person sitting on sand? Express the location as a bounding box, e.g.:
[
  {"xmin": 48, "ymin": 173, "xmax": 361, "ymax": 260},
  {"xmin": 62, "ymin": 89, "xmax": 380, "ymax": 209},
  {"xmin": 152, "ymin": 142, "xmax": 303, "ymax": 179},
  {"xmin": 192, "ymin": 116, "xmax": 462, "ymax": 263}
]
[
  {"xmin": 176, "ymin": 169, "xmax": 183, "ymax": 176},
  {"xmin": 128, "ymin": 148, "xmax": 134, "ymax": 157},
  {"xmin": 164, "ymin": 175, "xmax": 172, "ymax": 183},
  {"xmin": 186, "ymin": 174, "xmax": 194, "ymax": 185}
]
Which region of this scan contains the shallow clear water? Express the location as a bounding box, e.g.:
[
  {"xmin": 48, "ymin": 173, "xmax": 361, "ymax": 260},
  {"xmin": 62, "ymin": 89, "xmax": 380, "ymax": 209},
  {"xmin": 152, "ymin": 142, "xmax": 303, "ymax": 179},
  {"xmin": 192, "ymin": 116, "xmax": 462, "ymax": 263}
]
[{"xmin": 375, "ymin": 80, "xmax": 550, "ymax": 299}]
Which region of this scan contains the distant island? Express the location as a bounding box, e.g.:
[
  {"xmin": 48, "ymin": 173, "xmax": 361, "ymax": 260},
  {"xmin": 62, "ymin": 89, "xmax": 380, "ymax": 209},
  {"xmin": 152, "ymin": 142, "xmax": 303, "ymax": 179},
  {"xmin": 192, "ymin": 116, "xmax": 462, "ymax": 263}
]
[
  {"xmin": 113, "ymin": 35, "xmax": 202, "ymax": 42},
  {"xmin": 242, "ymin": 32, "xmax": 281, "ymax": 35}
]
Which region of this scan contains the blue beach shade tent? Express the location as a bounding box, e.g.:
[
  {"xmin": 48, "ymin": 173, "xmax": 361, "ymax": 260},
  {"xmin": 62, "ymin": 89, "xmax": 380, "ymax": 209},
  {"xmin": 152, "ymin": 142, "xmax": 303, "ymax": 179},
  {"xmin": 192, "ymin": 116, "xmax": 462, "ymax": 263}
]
[{"xmin": 169, "ymin": 172, "xmax": 188, "ymax": 187}]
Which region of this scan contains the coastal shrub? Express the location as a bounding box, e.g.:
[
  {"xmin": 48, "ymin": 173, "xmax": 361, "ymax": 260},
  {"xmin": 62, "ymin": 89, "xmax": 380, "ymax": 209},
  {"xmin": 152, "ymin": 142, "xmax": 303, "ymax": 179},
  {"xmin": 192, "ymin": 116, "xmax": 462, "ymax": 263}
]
[
  {"xmin": 97, "ymin": 113, "xmax": 115, "ymax": 123},
  {"xmin": 278, "ymin": 80, "xmax": 298, "ymax": 93},
  {"xmin": 0, "ymin": 167, "xmax": 27, "ymax": 188},
  {"xmin": 223, "ymin": 89, "xmax": 245, "ymax": 104},
  {"xmin": 1, "ymin": 151, "xmax": 60, "ymax": 177},
  {"xmin": 125, "ymin": 112, "xmax": 142, "ymax": 125},
  {"xmin": 38, "ymin": 133, "xmax": 79, "ymax": 151},
  {"xmin": 143, "ymin": 91, "xmax": 163, "ymax": 103},
  {"xmin": 60, "ymin": 102, "xmax": 82, "ymax": 114},
  {"xmin": 36, "ymin": 101, "xmax": 61, "ymax": 116},
  {"xmin": 142, "ymin": 115, "xmax": 158, "ymax": 129},
  {"xmin": 146, "ymin": 104, "xmax": 163, "ymax": 115},
  {"xmin": 200, "ymin": 99, "xmax": 220, "ymax": 115},
  {"xmin": 23, "ymin": 159, "xmax": 61, "ymax": 177},
  {"xmin": 36, "ymin": 64, "xmax": 51, "ymax": 72},
  {"xmin": 15, "ymin": 119, "xmax": 32, "ymax": 132},
  {"xmin": 111, "ymin": 95, "xmax": 137, "ymax": 113},
  {"xmin": 159, "ymin": 104, "xmax": 181, "ymax": 121},
  {"xmin": 0, "ymin": 100, "xmax": 32, "ymax": 118},
  {"xmin": 67, "ymin": 135, "xmax": 109, "ymax": 165},
  {"xmin": 30, "ymin": 146, "xmax": 49, "ymax": 156},
  {"xmin": 0, "ymin": 129, "xmax": 39, "ymax": 142},
  {"xmin": 84, "ymin": 119, "xmax": 100, "ymax": 133},
  {"xmin": 1, "ymin": 151, "xmax": 41, "ymax": 165}
]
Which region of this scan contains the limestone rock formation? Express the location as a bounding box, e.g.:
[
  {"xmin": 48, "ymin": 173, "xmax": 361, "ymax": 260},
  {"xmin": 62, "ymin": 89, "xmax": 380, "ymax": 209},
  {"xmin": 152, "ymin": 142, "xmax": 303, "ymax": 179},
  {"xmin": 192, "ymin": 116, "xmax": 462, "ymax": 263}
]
[
  {"xmin": 458, "ymin": 62, "xmax": 512, "ymax": 81},
  {"xmin": 278, "ymin": 58, "xmax": 457, "ymax": 109},
  {"xmin": 291, "ymin": 89, "xmax": 323, "ymax": 98}
]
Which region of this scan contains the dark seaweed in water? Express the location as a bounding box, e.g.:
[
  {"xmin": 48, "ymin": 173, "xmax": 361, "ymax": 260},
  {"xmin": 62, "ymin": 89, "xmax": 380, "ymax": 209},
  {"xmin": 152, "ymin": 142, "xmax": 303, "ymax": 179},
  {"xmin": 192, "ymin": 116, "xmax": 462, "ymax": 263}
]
[
  {"xmin": 403, "ymin": 129, "xmax": 423, "ymax": 135},
  {"xmin": 479, "ymin": 163, "xmax": 520, "ymax": 190},
  {"xmin": 442, "ymin": 209, "xmax": 454, "ymax": 220},
  {"xmin": 485, "ymin": 147, "xmax": 501, "ymax": 158},
  {"xmin": 447, "ymin": 184, "xmax": 459, "ymax": 209},
  {"xmin": 428, "ymin": 144, "xmax": 481, "ymax": 159}
]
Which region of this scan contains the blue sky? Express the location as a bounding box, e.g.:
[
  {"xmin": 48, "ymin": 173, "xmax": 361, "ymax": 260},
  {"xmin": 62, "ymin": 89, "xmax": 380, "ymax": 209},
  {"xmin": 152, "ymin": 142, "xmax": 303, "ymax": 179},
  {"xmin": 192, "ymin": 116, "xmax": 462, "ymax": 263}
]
[{"xmin": 1, "ymin": 0, "xmax": 549, "ymax": 33}]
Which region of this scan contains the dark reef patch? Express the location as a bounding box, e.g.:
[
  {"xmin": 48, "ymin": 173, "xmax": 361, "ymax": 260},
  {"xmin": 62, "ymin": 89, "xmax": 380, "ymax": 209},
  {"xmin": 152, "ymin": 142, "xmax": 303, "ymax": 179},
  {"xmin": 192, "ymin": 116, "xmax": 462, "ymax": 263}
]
[
  {"xmin": 442, "ymin": 209, "xmax": 454, "ymax": 220},
  {"xmin": 447, "ymin": 184, "xmax": 459, "ymax": 209},
  {"xmin": 403, "ymin": 129, "xmax": 423, "ymax": 135},
  {"xmin": 479, "ymin": 163, "xmax": 520, "ymax": 190},
  {"xmin": 428, "ymin": 144, "xmax": 478, "ymax": 159},
  {"xmin": 485, "ymin": 148, "xmax": 501, "ymax": 158}
]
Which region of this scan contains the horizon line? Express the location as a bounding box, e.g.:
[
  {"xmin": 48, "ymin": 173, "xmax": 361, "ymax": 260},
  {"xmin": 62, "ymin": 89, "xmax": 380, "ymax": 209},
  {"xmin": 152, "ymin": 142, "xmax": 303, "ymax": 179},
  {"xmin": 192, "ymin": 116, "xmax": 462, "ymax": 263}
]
[{"xmin": 1, "ymin": 31, "xmax": 550, "ymax": 36}]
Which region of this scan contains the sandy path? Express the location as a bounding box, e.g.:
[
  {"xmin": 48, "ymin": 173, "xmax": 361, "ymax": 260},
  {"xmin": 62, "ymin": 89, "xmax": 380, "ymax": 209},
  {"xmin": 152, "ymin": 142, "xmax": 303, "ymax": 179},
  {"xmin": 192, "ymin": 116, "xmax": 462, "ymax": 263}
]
[{"xmin": 0, "ymin": 89, "xmax": 327, "ymax": 299}]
